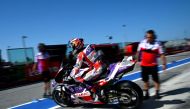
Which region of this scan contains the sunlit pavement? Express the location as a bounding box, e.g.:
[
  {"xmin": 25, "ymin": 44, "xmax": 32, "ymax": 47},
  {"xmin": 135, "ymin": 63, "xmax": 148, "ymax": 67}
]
[
  {"xmin": 140, "ymin": 66, "xmax": 190, "ymax": 109},
  {"xmin": 1, "ymin": 51, "xmax": 190, "ymax": 109}
]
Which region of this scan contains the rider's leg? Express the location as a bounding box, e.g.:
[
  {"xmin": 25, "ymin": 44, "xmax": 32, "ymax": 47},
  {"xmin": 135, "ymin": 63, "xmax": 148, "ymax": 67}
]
[
  {"xmin": 83, "ymin": 62, "xmax": 103, "ymax": 101},
  {"xmin": 70, "ymin": 67, "xmax": 89, "ymax": 82},
  {"xmin": 83, "ymin": 63, "xmax": 103, "ymax": 81}
]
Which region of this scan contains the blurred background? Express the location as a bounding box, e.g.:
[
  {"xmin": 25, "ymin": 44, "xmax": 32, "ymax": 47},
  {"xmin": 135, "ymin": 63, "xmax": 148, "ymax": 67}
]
[
  {"xmin": 0, "ymin": 0, "xmax": 190, "ymax": 89},
  {"xmin": 0, "ymin": 0, "xmax": 190, "ymax": 109}
]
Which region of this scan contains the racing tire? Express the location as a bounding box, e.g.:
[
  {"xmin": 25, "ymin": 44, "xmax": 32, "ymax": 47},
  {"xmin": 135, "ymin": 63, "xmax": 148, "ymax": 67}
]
[
  {"xmin": 115, "ymin": 80, "xmax": 143, "ymax": 109},
  {"xmin": 52, "ymin": 88, "xmax": 74, "ymax": 107}
]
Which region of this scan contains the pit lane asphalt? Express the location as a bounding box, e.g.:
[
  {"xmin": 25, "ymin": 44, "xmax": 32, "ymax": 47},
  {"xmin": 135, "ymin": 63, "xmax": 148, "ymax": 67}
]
[
  {"xmin": 55, "ymin": 61, "xmax": 190, "ymax": 109},
  {"xmin": 1, "ymin": 51, "xmax": 190, "ymax": 109}
]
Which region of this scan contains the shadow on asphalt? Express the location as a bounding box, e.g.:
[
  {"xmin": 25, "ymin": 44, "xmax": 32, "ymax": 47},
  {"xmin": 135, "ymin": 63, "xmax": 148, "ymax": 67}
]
[
  {"xmin": 140, "ymin": 88, "xmax": 190, "ymax": 109},
  {"xmin": 141, "ymin": 99, "xmax": 185, "ymax": 109},
  {"xmin": 78, "ymin": 104, "xmax": 119, "ymax": 109},
  {"xmin": 160, "ymin": 87, "xmax": 190, "ymax": 96}
]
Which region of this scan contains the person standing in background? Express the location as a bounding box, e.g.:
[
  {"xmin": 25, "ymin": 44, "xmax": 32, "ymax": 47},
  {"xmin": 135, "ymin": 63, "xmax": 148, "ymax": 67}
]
[
  {"xmin": 136, "ymin": 30, "xmax": 166, "ymax": 99},
  {"xmin": 33, "ymin": 43, "xmax": 51, "ymax": 97}
]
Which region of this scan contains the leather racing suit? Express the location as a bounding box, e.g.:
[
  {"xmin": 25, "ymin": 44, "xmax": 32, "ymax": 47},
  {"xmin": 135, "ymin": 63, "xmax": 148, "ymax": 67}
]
[{"xmin": 70, "ymin": 44, "xmax": 104, "ymax": 83}]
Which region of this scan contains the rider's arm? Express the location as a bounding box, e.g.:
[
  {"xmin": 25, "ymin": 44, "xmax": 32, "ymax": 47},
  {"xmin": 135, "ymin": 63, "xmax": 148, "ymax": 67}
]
[{"xmin": 70, "ymin": 52, "xmax": 84, "ymax": 77}]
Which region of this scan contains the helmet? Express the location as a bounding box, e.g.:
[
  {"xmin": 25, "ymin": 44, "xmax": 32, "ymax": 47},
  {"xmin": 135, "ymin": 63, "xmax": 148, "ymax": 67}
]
[{"xmin": 69, "ymin": 38, "xmax": 84, "ymax": 55}]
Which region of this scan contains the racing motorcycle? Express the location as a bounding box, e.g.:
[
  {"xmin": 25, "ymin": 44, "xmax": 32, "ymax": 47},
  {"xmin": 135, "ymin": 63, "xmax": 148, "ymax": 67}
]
[{"xmin": 52, "ymin": 56, "xmax": 143, "ymax": 109}]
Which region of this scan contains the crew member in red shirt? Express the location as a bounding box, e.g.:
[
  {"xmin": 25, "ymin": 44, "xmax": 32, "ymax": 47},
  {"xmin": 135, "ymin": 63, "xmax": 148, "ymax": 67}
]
[
  {"xmin": 33, "ymin": 43, "xmax": 51, "ymax": 97},
  {"xmin": 137, "ymin": 30, "xmax": 166, "ymax": 99}
]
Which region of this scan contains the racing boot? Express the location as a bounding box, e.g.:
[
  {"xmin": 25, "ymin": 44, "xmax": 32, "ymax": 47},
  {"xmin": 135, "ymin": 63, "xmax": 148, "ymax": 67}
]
[{"xmin": 92, "ymin": 93, "xmax": 104, "ymax": 104}]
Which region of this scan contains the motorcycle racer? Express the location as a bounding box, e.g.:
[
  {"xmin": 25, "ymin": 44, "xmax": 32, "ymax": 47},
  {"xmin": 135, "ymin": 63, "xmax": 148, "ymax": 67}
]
[{"xmin": 69, "ymin": 38, "xmax": 104, "ymax": 84}]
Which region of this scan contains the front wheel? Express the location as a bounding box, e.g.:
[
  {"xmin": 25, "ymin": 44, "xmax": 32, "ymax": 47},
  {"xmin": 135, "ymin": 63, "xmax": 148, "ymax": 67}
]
[
  {"xmin": 115, "ymin": 80, "xmax": 143, "ymax": 109},
  {"xmin": 52, "ymin": 85, "xmax": 74, "ymax": 107}
]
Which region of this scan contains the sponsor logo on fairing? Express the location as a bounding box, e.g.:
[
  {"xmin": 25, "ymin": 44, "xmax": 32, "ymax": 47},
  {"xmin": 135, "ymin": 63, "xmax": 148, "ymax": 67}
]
[{"xmin": 74, "ymin": 90, "xmax": 91, "ymax": 97}]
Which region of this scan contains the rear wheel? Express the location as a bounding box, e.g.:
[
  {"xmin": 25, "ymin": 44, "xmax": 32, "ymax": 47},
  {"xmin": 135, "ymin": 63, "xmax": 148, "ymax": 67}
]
[{"xmin": 115, "ymin": 80, "xmax": 143, "ymax": 109}]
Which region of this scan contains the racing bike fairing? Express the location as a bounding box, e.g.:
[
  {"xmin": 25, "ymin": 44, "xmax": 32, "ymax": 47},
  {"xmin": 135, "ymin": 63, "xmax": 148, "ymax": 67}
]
[
  {"xmin": 52, "ymin": 56, "xmax": 143, "ymax": 109},
  {"xmin": 67, "ymin": 84, "xmax": 93, "ymax": 103},
  {"xmin": 106, "ymin": 56, "xmax": 136, "ymax": 81}
]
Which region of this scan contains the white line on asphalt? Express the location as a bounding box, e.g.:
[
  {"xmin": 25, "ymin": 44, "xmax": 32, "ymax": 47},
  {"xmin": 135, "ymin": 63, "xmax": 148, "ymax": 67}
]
[
  {"xmin": 173, "ymin": 56, "xmax": 190, "ymax": 62},
  {"xmin": 7, "ymin": 102, "xmax": 33, "ymax": 109},
  {"xmin": 48, "ymin": 105, "xmax": 61, "ymax": 109},
  {"xmin": 7, "ymin": 98, "xmax": 46, "ymax": 109},
  {"xmin": 132, "ymin": 78, "xmax": 142, "ymax": 82},
  {"xmin": 160, "ymin": 61, "xmax": 190, "ymax": 73}
]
